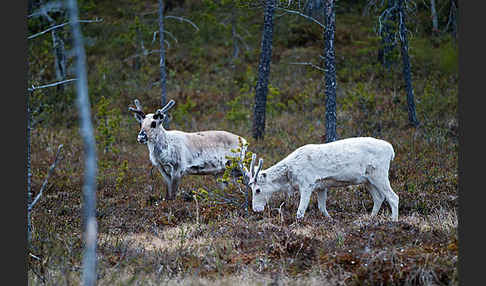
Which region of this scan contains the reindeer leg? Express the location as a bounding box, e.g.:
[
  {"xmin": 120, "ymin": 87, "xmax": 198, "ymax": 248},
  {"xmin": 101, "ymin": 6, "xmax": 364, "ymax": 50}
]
[
  {"xmin": 317, "ymin": 188, "xmax": 332, "ymax": 218},
  {"xmin": 157, "ymin": 165, "xmax": 172, "ymax": 200},
  {"xmin": 170, "ymin": 176, "xmax": 181, "ymax": 200},
  {"xmin": 296, "ymin": 188, "xmax": 312, "ymax": 220}
]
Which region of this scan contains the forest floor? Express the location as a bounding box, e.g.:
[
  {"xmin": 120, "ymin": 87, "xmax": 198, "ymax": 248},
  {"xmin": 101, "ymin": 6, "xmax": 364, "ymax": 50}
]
[{"xmin": 27, "ymin": 1, "xmax": 458, "ymax": 285}]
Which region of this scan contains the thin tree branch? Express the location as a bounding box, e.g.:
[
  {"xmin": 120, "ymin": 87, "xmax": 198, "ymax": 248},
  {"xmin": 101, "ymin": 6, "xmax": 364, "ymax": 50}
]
[
  {"xmin": 276, "ymin": 7, "xmax": 325, "ymax": 29},
  {"xmin": 28, "ymin": 144, "xmax": 63, "ymax": 212},
  {"xmin": 164, "ymin": 15, "xmax": 200, "ymax": 31},
  {"xmin": 28, "ymin": 18, "xmax": 103, "ymax": 40},
  {"xmin": 28, "ymin": 1, "xmax": 64, "ymax": 18},
  {"xmin": 28, "ymin": 78, "xmax": 77, "ymax": 92},
  {"xmin": 152, "ymin": 30, "xmax": 179, "ymax": 45},
  {"xmin": 288, "ymin": 62, "xmax": 325, "ymax": 72}
]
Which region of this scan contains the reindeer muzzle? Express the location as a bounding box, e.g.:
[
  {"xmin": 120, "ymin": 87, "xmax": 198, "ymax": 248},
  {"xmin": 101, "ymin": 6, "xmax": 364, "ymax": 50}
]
[{"xmin": 137, "ymin": 131, "xmax": 148, "ymax": 144}]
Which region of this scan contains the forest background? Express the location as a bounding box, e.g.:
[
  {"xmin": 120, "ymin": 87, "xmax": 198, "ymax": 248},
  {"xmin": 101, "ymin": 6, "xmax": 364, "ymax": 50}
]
[{"xmin": 27, "ymin": 0, "xmax": 458, "ymax": 284}]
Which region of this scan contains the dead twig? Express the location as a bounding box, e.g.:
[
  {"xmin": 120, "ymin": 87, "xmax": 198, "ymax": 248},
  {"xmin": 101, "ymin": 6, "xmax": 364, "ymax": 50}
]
[{"xmin": 28, "ymin": 144, "xmax": 64, "ymax": 212}]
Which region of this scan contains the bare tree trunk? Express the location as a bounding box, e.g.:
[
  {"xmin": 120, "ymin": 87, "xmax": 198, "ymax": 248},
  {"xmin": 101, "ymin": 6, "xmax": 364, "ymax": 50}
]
[
  {"xmin": 66, "ymin": 0, "xmax": 98, "ymax": 285},
  {"xmin": 52, "ymin": 30, "xmax": 67, "ymax": 92},
  {"xmin": 398, "ymin": 0, "xmax": 419, "ymax": 127},
  {"xmin": 253, "ymin": 0, "xmax": 275, "ymax": 140},
  {"xmin": 133, "ymin": 27, "xmax": 142, "ymax": 71},
  {"xmin": 430, "ymin": 0, "xmax": 439, "ymax": 33},
  {"xmin": 159, "ymin": 0, "xmax": 170, "ymax": 129},
  {"xmin": 27, "ymin": 91, "xmax": 33, "ymax": 248},
  {"xmin": 323, "ymin": 0, "xmax": 337, "ymax": 143},
  {"xmin": 231, "ymin": 6, "xmax": 239, "ymax": 61},
  {"xmin": 378, "ymin": 0, "xmax": 396, "ymax": 69},
  {"xmin": 449, "ymin": 0, "xmax": 457, "ymax": 40}
]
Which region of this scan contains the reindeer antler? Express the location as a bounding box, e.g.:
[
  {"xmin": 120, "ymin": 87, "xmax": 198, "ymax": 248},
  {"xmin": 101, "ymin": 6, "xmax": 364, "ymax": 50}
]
[
  {"xmin": 155, "ymin": 99, "xmax": 175, "ymax": 116},
  {"xmin": 161, "ymin": 99, "xmax": 175, "ymax": 113},
  {"xmin": 128, "ymin": 99, "xmax": 145, "ymax": 119},
  {"xmin": 254, "ymin": 157, "xmax": 263, "ymax": 180},
  {"xmin": 238, "ymin": 147, "xmax": 263, "ymax": 185}
]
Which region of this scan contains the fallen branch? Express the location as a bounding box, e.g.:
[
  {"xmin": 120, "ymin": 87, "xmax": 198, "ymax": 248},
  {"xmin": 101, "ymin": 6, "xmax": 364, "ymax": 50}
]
[{"xmin": 28, "ymin": 144, "xmax": 63, "ymax": 212}]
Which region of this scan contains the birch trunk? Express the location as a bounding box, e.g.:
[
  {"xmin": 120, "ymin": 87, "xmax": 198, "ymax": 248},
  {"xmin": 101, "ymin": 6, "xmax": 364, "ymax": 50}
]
[{"xmin": 66, "ymin": 0, "xmax": 98, "ymax": 285}]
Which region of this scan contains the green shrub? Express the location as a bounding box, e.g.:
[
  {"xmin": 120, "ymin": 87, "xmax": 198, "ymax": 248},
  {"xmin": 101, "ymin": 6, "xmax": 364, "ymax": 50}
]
[{"xmin": 95, "ymin": 96, "xmax": 122, "ymax": 155}]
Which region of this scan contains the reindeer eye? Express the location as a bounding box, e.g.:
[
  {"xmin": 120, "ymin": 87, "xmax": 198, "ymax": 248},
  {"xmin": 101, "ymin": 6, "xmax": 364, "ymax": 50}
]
[{"xmin": 151, "ymin": 121, "xmax": 157, "ymax": 128}]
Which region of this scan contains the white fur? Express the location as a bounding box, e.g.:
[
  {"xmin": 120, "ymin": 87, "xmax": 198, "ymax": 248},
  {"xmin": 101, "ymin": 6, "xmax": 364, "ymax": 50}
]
[
  {"xmin": 247, "ymin": 137, "xmax": 399, "ymax": 221},
  {"xmin": 139, "ymin": 113, "xmax": 246, "ymax": 200}
]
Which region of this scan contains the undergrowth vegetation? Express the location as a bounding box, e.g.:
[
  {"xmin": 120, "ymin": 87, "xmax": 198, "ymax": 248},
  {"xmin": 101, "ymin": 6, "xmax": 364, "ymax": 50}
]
[{"xmin": 28, "ymin": 0, "xmax": 458, "ymax": 284}]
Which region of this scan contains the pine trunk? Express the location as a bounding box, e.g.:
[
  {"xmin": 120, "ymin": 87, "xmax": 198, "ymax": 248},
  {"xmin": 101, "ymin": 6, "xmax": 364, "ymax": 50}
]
[
  {"xmin": 252, "ymin": 0, "xmax": 275, "ymax": 140},
  {"xmin": 398, "ymin": 0, "xmax": 419, "ymax": 127},
  {"xmin": 323, "ymin": 0, "xmax": 337, "ymax": 143}
]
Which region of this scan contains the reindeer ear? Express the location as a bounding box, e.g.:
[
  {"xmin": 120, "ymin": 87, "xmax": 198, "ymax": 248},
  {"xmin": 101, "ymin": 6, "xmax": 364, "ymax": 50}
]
[{"xmin": 153, "ymin": 110, "xmax": 166, "ymax": 124}]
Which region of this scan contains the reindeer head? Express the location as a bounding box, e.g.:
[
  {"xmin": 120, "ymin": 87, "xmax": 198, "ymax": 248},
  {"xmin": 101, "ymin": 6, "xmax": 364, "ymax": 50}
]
[
  {"xmin": 128, "ymin": 99, "xmax": 175, "ymax": 144},
  {"xmin": 239, "ymin": 147, "xmax": 269, "ymax": 213}
]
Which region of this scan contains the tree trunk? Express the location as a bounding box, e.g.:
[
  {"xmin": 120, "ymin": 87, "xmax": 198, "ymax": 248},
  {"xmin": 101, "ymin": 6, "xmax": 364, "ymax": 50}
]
[
  {"xmin": 159, "ymin": 0, "xmax": 170, "ymax": 129},
  {"xmin": 66, "ymin": 0, "xmax": 98, "ymax": 285},
  {"xmin": 52, "ymin": 30, "xmax": 67, "ymax": 92},
  {"xmin": 323, "ymin": 0, "xmax": 337, "ymax": 143},
  {"xmin": 398, "ymin": 0, "xmax": 419, "ymax": 127},
  {"xmin": 159, "ymin": 0, "xmax": 167, "ymax": 106},
  {"xmin": 378, "ymin": 0, "xmax": 396, "ymax": 69},
  {"xmin": 27, "ymin": 91, "xmax": 33, "ymax": 248},
  {"xmin": 449, "ymin": 0, "xmax": 457, "ymax": 40},
  {"xmin": 252, "ymin": 0, "xmax": 275, "ymax": 140},
  {"xmin": 430, "ymin": 0, "xmax": 439, "ymax": 33},
  {"xmin": 231, "ymin": 6, "xmax": 239, "ymax": 61}
]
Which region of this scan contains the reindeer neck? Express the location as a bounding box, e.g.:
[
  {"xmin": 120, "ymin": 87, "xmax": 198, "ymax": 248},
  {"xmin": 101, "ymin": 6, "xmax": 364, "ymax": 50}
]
[
  {"xmin": 262, "ymin": 163, "xmax": 291, "ymax": 192},
  {"xmin": 152, "ymin": 127, "xmax": 169, "ymax": 149}
]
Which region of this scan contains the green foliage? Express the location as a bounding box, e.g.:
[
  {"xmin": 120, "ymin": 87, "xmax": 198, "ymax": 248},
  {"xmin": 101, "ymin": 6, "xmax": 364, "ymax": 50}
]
[
  {"xmin": 410, "ymin": 37, "xmax": 458, "ymax": 75},
  {"xmin": 115, "ymin": 160, "xmax": 129, "ymax": 192},
  {"xmin": 341, "ymin": 82, "xmax": 379, "ymax": 113},
  {"xmin": 95, "ymin": 96, "xmax": 122, "ymax": 155},
  {"xmin": 226, "ymin": 67, "xmax": 285, "ymax": 123},
  {"xmin": 172, "ymin": 96, "xmax": 197, "ymax": 125},
  {"xmin": 194, "ymin": 138, "xmax": 253, "ymax": 212}
]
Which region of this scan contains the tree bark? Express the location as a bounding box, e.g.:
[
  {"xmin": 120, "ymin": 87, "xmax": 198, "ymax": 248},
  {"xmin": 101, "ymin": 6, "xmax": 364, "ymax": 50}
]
[
  {"xmin": 231, "ymin": 6, "xmax": 239, "ymax": 61},
  {"xmin": 159, "ymin": 0, "xmax": 167, "ymax": 106},
  {"xmin": 27, "ymin": 91, "xmax": 33, "ymax": 248},
  {"xmin": 378, "ymin": 0, "xmax": 396, "ymax": 69},
  {"xmin": 323, "ymin": 0, "xmax": 337, "ymax": 143},
  {"xmin": 252, "ymin": 0, "xmax": 275, "ymax": 140},
  {"xmin": 52, "ymin": 30, "xmax": 67, "ymax": 92},
  {"xmin": 430, "ymin": 0, "xmax": 439, "ymax": 33},
  {"xmin": 66, "ymin": 0, "xmax": 98, "ymax": 285},
  {"xmin": 398, "ymin": 0, "xmax": 419, "ymax": 127},
  {"xmin": 159, "ymin": 0, "xmax": 170, "ymax": 129}
]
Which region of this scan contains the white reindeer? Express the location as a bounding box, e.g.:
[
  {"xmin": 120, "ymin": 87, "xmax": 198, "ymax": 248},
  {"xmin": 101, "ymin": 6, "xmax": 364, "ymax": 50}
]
[
  {"xmin": 239, "ymin": 137, "xmax": 399, "ymax": 221},
  {"xmin": 129, "ymin": 99, "xmax": 247, "ymax": 200}
]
